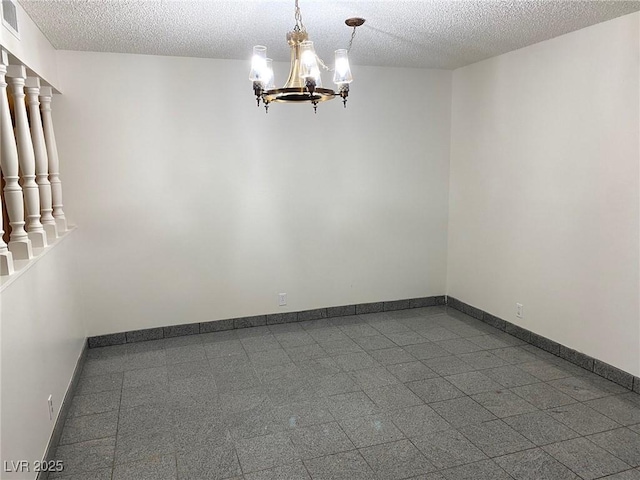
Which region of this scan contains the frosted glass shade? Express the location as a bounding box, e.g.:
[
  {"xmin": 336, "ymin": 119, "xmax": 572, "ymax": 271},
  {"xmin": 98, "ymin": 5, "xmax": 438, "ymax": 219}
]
[
  {"xmin": 299, "ymin": 41, "xmax": 321, "ymax": 85},
  {"xmin": 249, "ymin": 45, "xmax": 268, "ymax": 82},
  {"xmin": 333, "ymin": 49, "xmax": 353, "ymax": 84}
]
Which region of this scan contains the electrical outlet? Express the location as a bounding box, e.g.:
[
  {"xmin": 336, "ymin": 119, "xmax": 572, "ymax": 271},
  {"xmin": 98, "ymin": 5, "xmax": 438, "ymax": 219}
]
[
  {"xmin": 278, "ymin": 293, "xmax": 287, "ymax": 306},
  {"xmin": 47, "ymin": 395, "xmax": 54, "ymax": 421},
  {"xmin": 516, "ymin": 303, "xmax": 523, "ymax": 319}
]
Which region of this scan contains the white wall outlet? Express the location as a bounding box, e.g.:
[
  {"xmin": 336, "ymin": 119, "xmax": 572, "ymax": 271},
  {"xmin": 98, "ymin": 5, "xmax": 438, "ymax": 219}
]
[
  {"xmin": 278, "ymin": 293, "xmax": 287, "ymax": 306},
  {"xmin": 47, "ymin": 395, "xmax": 54, "ymax": 421},
  {"xmin": 516, "ymin": 303, "xmax": 523, "ymax": 319}
]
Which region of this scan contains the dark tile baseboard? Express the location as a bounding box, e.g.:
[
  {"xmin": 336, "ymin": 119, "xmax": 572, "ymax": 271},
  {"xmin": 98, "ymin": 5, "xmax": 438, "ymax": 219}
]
[
  {"xmin": 446, "ymin": 295, "xmax": 640, "ymax": 395},
  {"xmin": 87, "ymin": 296, "xmax": 447, "ymax": 348},
  {"xmin": 87, "ymin": 293, "xmax": 639, "ymax": 395},
  {"xmin": 37, "ymin": 340, "xmax": 88, "ymax": 480}
]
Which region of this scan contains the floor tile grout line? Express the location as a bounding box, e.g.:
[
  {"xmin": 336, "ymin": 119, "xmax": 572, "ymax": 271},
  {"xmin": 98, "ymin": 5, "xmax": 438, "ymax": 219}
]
[
  {"xmin": 454, "ymin": 416, "xmax": 532, "ymax": 459},
  {"xmin": 233, "ymin": 445, "xmax": 244, "ymax": 478},
  {"xmin": 173, "ymin": 450, "xmax": 179, "ymax": 480},
  {"xmin": 352, "ymin": 440, "xmax": 386, "ymax": 477},
  {"xmin": 542, "ymin": 400, "xmax": 624, "ymax": 434},
  {"xmin": 403, "ymin": 428, "xmax": 442, "ymax": 474},
  {"xmin": 490, "ymin": 456, "xmax": 519, "ymax": 480},
  {"xmin": 300, "ymin": 455, "xmax": 314, "ymax": 479},
  {"xmin": 109, "ymin": 364, "xmax": 124, "ymax": 480},
  {"xmin": 436, "ymin": 458, "xmax": 517, "ymax": 479},
  {"xmin": 540, "ymin": 437, "xmax": 628, "ymax": 480},
  {"xmin": 578, "ymin": 396, "xmax": 640, "ymax": 429},
  {"xmin": 582, "ymin": 428, "xmax": 640, "ymax": 468}
]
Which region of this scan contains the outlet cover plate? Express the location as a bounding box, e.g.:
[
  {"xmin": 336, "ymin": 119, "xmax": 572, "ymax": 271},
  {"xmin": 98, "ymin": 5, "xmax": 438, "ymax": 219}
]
[
  {"xmin": 516, "ymin": 303, "xmax": 523, "ymax": 318},
  {"xmin": 278, "ymin": 293, "xmax": 287, "ymax": 306}
]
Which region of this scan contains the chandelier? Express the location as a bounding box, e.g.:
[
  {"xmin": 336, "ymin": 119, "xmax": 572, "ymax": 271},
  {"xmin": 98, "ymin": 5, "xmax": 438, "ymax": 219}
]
[{"xmin": 249, "ymin": 0, "xmax": 365, "ymax": 113}]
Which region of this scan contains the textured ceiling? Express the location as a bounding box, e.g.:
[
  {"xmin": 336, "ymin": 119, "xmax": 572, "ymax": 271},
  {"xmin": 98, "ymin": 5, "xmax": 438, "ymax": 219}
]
[{"xmin": 19, "ymin": 0, "xmax": 640, "ymax": 69}]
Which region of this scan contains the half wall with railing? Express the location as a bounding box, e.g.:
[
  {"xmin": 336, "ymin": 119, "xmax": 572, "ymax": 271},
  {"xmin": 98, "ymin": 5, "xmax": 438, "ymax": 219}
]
[{"xmin": 0, "ymin": 48, "xmax": 68, "ymax": 278}]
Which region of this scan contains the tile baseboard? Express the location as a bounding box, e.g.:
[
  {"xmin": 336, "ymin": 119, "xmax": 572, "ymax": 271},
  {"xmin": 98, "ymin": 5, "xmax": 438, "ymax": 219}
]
[
  {"xmin": 446, "ymin": 295, "xmax": 640, "ymax": 395},
  {"xmin": 86, "ymin": 293, "xmax": 639, "ymax": 394},
  {"xmin": 87, "ymin": 295, "xmax": 447, "ymax": 348}
]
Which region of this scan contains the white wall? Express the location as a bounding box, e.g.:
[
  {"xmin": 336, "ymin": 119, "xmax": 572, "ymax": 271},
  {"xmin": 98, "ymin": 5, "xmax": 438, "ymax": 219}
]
[
  {"xmin": 53, "ymin": 51, "xmax": 452, "ymax": 336},
  {"xmin": 1, "ymin": 9, "xmax": 76, "ymax": 478},
  {"xmin": 448, "ymin": 13, "xmax": 640, "ymax": 375},
  {"xmin": 0, "ymin": 233, "xmax": 86, "ymax": 479}
]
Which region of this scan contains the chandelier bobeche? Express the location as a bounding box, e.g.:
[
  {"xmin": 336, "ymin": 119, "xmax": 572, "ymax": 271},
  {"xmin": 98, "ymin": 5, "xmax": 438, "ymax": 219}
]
[{"xmin": 249, "ymin": 0, "xmax": 365, "ymax": 113}]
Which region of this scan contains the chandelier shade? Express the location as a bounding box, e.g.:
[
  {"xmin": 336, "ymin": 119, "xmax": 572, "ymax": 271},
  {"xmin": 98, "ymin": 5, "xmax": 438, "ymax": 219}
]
[
  {"xmin": 333, "ymin": 49, "xmax": 353, "ymax": 85},
  {"xmin": 249, "ymin": 0, "xmax": 364, "ymax": 113},
  {"xmin": 249, "ymin": 45, "xmax": 268, "ymax": 83}
]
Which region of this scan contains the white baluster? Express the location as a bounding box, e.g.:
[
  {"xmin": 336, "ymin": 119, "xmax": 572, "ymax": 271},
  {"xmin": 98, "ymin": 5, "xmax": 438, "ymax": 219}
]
[
  {"xmin": 26, "ymin": 77, "xmax": 57, "ymax": 240},
  {"xmin": 0, "ymin": 196, "xmax": 15, "ymax": 275},
  {"xmin": 0, "ymin": 57, "xmax": 13, "ymax": 274},
  {"xmin": 7, "ymin": 65, "xmax": 47, "ymax": 248},
  {"xmin": 39, "ymin": 86, "xmax": 67, "ymax": 232},
  {"xmin": 0, "ymin": 51, "xmax": 32, "ymax": 260}
]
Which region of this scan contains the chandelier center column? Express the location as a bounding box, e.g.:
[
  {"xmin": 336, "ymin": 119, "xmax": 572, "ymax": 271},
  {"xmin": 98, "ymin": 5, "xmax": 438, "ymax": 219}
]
[
  {"xmin": 0, "ymin": 51, "xmax": 32, "ymax": 260},
  {"xmin": 7, "ymin": 64, "xmax": 47, "ymax": 248}
]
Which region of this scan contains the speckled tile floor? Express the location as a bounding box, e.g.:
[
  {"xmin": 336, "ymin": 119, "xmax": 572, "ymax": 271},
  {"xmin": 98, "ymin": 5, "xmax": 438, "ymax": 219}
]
[{"xmin": 52, "ymin": 306, "xmax": 640, "ymax": 479}]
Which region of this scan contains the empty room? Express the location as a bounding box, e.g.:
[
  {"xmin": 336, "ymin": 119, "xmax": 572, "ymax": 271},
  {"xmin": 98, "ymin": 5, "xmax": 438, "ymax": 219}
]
[{"xmin": 1, "ymin": 0, "xmax": 639, "ymax": 479}]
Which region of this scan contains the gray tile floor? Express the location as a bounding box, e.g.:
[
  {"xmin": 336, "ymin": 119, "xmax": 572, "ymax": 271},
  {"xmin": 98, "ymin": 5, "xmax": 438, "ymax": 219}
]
[{"xmin": 53, "ymin": 306, "xmax": 640, "ymax": 479}]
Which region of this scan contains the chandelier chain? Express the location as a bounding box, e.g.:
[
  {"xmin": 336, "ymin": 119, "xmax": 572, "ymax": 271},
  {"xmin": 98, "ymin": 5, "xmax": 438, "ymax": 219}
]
[
  {"xmin": 317, "ymin": 56, "xmax": 330, "ymax": 71},
  {"xmin": 294, "ymin": 0, "xmax": 305, "ymax": 32},
  {"xmin": 348, "ymin": 26, "xmax": 357, "ymax": 52}
]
